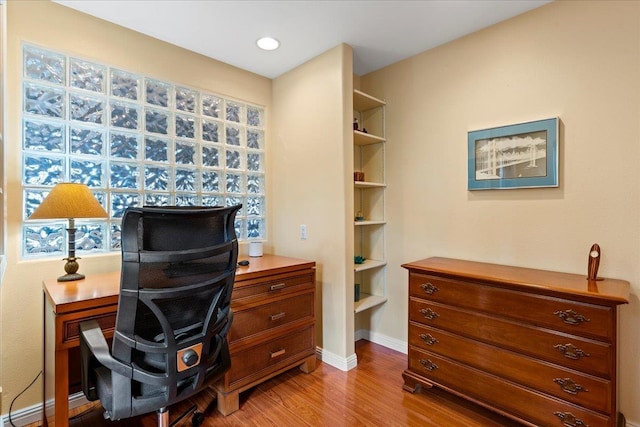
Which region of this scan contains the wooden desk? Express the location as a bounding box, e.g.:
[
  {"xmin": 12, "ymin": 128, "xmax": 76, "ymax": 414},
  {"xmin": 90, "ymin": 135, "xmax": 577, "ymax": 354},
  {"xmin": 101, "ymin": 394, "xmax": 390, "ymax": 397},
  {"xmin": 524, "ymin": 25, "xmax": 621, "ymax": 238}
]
[{"xmin": 43, "ymin": 255, "xmax": 317, "ymax": 427}]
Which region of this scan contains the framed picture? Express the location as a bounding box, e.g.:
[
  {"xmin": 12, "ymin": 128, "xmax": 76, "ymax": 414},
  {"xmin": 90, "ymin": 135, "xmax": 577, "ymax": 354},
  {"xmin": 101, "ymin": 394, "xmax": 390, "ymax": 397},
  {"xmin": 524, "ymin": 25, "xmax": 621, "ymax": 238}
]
[{"xmin": 467, "ymin": 117, "xmax": 559, "ymax": 190}]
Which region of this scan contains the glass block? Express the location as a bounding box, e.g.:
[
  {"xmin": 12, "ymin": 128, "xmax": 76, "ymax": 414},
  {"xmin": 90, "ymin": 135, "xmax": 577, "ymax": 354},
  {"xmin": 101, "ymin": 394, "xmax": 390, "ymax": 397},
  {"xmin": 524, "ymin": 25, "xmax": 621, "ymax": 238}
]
[
  {"xmin": 247, "ymin": 174, "xmax": 265, "ymax": 195},
  {"xmin": 247, "ymin": 129, "xmax": 264, "ymax": 149},
  {"xmin": 202, "ymin": 170, "xmax": 220, "ymax": 192},
  {"xmin": 70, "ymin": 58, "xmax": 105, "ymax": 93},
  {"xmin": 233, "ymin": 217, "xmax": 244, "ymax": 240},
  {"xmin": 202, "ymin": 119, "xmax": 221, "ymax": 142},
  {"xmin": 24, "ymin": 223, "xmax": 64, "ymax": 256},
  {"xmin": 247, "ymin": 106, "xmax": 264, "ymax": 127},
  {"xmin": 145, "ymin": 193, "xmax": 171, "ymax": 206},
  {"xmin": 202, "ymin": 144, "xmax": 220, "ymax": 168},
  {"xmin": 70, "ymin": 93, "xmax": 105, "ymax": 124},
  {"xmin": 111, "ymin": 192, "xmax": 140, "ymax": 218},
  {"xmin": 202, "ymin": 94, "xmax": 222, "ymax": 118},
  {"xmin": 110, "ymin": 162, "xmax": 139, "ymax": 189},
  {"xmin": 111, "ymin": 69, "xmax": 139, "ymax": 100},
  {"xmin": 175, "ymin": 168, "xmax": 198, "ymax": 192},
  {"xmin": 24, "ymin": 45, "xmax": 65, "ymax": 85},
  {"xmin": 144, "ymin": 165, "xmax": 170, "ymax": 191},
  {"xmin": 226, "ymin": 148, "xmax": 242, "ymax": 170},
  {"xmin": 76, "ymin": 223, "xmax": 106, "ymax": 252},
  {"xmin": 71, "ymin": 158, "xmax": 104, "ymax": 187},
  {"xmin": 145, "ymin": 136, "xmax": 170, "ymax": 163},
  {"xmin": 176, "ymin": 87, "xmax": 198, "ymax": 113},
  {"xmin": 247, "ymin": 218, "xmax": 265, "ymax": 239},
  {"xmin": 24, "ymin": 188, "xmax": 50, "ymax": 220},
  {"xmin": 225, "ymin": 124, "xmax": 242, "ymax": 146},
  {"xmin": 145, "ymin": 108, "xmax": 170, "ymax": 135},
  {"xmin": 23, "ymin": 154, "xmax": 64, "ymax": 186},
  {"xmin": 146, "ymin": 78, "xmax": 171, "ymax": 107},
  {"xmin": 24, "ymin": 83, "xmax": 65, "ymax": 118},
  {"xmin": 70, "ymin": 126, "xmax": 105, "ymax": 156},
  {"xmin": 110, "ymin": 223, "xmax": 122, "ymax": 251},
  {"xmin": 226, "ymin": 173, "xmax": 243, "ymax": 194},
  {"xmin": 23, "ymin": 119, "xmax": 65, "ymax": 152},
  {"xmin": 202, "ymin": 194, "xmax": 223, "ymax": 207},
  {"xmin": 246, "ymin": 196, "xmax": 265, "ymax": 216},
  {"xmin": 176, "ymin": 194, "xmax": 199, "ymax": 206},
  {"xmin": 226, "ymin": 101, "xmax": 244, "ymax": 123},
  {"xmin": 110, "ymin": 132, "xmax": 139, "ymax": 159},
  {"xmin": 175, "ymin": 114, "xmax": 197, "ymax": 139},
  {"xmin": 247, "ymin": 152, "xmax": 263, "ymax": 172},
  {"xmin": 226, "ymin": 196, "xmax": 243, "ymax": 211},
  {"xmin": 110, "ymin": 101, "xmax": 139, "ymax": 130},
  {"xmin": 175, "ymin": 140, "xmax": 196, "ymax": 165}
]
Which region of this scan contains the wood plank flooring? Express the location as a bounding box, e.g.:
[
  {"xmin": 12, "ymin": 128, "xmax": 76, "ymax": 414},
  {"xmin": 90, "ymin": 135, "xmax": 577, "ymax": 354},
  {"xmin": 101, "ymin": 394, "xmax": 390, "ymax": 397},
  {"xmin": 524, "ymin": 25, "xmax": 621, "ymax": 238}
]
[{"xmin": 55, "ymin": 340, "xmax": 519, "ymax": 426}]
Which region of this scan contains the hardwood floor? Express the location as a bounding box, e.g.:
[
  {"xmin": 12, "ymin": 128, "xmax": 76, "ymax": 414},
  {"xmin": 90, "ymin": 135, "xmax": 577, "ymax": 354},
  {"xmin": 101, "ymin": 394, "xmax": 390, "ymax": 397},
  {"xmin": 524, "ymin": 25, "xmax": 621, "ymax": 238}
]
[{"xmin": 54, "ymin": 340, "xmax": 519, "ymax": 427}]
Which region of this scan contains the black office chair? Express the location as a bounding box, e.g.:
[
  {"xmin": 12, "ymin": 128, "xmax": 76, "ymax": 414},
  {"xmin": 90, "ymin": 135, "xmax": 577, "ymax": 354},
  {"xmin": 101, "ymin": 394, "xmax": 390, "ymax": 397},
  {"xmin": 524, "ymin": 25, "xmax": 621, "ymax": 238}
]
[{"xmin": 80, "ymin": 205, "xmax": 241, "ymax": 426}]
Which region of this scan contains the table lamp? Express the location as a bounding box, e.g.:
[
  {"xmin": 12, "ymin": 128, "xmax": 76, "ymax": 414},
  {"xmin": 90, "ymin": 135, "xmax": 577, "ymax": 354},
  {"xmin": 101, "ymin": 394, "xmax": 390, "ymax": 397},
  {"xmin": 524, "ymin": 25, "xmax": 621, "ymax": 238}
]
[{"xmin": 29, "ymin": 182, "xmax": 109, "ymax": 282}]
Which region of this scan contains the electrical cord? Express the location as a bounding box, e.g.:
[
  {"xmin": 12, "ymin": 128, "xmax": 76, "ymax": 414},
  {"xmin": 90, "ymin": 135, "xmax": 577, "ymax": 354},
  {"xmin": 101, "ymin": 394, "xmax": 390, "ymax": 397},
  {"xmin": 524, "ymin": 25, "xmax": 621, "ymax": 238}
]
[{"xmin": 8, "ymin": 370, "xmax": 42, "ymax": 427}]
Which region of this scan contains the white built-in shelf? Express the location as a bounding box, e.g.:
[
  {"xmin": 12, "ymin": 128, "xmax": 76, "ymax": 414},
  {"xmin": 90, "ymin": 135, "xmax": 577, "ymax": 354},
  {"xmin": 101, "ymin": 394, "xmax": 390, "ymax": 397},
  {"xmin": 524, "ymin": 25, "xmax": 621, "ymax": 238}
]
[
  {"xmin": 353, "ymin": 89, "xmax": 386, "ymax": 111},
  {"xmin": 354, "ymin": 220, "xmax": 386, "ymax": 226},
  {"xmin": 354, "ymin": 259, "xmax": 387, "ymax": 273},
  {"xmin": 354, "ymin": 181, "xmax": 386, "ymax": 189},
  {"xmin": 354, "ymin": 294, "xmax": 387, "ymax": 313},
  {"xmin": 354, "ymin": 130, "xmax": 385, "ymax": 146}
]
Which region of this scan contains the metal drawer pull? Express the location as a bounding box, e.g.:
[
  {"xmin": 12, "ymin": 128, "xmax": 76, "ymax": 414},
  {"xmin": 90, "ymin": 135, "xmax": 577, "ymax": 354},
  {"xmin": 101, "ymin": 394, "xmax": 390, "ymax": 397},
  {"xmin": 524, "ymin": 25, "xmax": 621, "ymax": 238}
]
[
  {"xmin": 270, "ymin": 312, "xmax": 286, "ymax": 321},
  {"xmin": 270, "ymin": 348, "xmax": 286, "ymax": 359},
  {"xmin": 554, "ymin": 343, "xmax": 590, "ymax": 360},
  {"xmin": 420, "ymin": 283, "xmax": 439, "ymax": 295},
  {"xmin": 270, "ymin": 283, "xmax": 286, "ymax": 291},
  {"xmin": 419, "ymin": 359, "xmax": 438, "ymax": 371},
  {"xmin": 419, "ymin": 333, "xmax": 439, "ymax": 346},
  {"xmin": 553, "ymin": 378, "xmax": 588, "ymax": 395},
  {"xmin": 553, "ymin": 411, "xmax": 589, "ymax": 427},
  {"xmin": 419, "ymin": 308, "xmax": 439, "ymax": 320},
  {"xmin": 553, "ymin": 309, "xmax": 590, "ymax": 325}
]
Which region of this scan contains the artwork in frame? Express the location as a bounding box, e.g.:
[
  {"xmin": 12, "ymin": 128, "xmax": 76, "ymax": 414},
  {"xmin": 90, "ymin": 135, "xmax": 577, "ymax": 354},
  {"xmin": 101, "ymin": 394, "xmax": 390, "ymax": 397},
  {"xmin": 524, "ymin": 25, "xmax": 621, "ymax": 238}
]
[{"xmin": 467, "ymin": 117, "xmax": 559, "ymax": 190}]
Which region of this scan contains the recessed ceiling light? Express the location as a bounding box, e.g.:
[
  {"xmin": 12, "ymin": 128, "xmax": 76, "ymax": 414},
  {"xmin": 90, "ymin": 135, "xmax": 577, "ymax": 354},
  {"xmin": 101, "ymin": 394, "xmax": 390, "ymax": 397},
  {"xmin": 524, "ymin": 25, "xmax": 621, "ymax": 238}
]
[{"xmin": 256, "ymin": 37, "xmax": 280, "ymax": 51}]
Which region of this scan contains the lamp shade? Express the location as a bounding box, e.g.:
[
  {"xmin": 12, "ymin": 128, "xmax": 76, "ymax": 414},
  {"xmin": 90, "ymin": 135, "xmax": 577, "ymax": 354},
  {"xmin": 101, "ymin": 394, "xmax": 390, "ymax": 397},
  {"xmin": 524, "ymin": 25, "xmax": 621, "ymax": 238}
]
[{"xmin": 29, "ymin": 183, "xmax": 109, "ymax": 220}]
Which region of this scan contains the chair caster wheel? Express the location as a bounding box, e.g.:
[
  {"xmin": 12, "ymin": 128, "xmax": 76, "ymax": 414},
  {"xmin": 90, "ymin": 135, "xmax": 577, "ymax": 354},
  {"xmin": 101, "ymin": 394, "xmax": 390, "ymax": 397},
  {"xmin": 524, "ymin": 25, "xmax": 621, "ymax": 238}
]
[{"xmin": 192, "ymin": 411, "xmax": 205, "ymax": 426}]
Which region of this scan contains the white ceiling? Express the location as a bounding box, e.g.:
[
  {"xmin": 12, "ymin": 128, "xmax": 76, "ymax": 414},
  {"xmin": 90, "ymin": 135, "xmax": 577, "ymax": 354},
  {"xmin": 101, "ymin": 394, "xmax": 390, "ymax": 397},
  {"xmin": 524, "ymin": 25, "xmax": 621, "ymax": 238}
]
[{"xmin": 54, "ymin": 0, "xmax": 552, "ymax": 79}]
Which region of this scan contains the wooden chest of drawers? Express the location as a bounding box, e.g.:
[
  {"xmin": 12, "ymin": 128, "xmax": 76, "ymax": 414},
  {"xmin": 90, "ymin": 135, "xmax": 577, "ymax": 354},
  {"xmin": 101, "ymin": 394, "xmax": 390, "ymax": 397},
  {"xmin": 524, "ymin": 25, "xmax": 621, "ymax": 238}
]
[
  {"xmin": 214, "ymin": 255, "xmax": 317, "ymax": 415},
  {"xmin": 402, "ymin": 257, "xmax": 629, "ymax": 427}
]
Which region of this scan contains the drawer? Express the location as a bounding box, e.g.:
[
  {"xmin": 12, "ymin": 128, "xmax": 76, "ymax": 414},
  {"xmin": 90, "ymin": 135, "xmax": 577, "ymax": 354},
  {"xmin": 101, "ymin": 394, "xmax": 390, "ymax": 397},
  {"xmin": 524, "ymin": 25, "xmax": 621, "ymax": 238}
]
[
  {"xmin": 226, "ymin": 326, "xmax": 315, "ymax": 390},
  {"xmin": 233, "ymin": 271, "xmax": 314, "ymax": 301},
  {"xmin": 228, "ymin": 292, "xmax": 314, "ymax": 342},
  {"xmin": 58, "ymin": 306, "xmax": 117, "ymax": 349},
  {"xmin": 409, "ymin": 273, "xmax": 614, "ymax": 341},
  {"xmin": 409, "ymin": 322, "xmax": 612, "ymax": 414},
  {"xmin": 407, "ymin": 347, "xmax": 613, "ymax": 427},
  {"xmin": 410, "ymin": 298, "xmax": 613, "ymax": 378}
]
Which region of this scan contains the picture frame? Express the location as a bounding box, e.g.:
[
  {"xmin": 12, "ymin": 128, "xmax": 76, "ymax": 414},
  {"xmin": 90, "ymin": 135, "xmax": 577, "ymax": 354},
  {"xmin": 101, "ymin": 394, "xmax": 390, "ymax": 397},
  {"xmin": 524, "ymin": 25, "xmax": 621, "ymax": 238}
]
[{"xmin": 467, "ymin": 117, "xmax": 559, "ymax": 190}]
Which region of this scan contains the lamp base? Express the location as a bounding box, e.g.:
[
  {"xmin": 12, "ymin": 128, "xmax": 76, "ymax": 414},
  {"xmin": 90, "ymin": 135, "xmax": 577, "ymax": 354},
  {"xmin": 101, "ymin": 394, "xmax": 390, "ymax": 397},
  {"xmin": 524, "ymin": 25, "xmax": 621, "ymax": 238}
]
[{"xmin": 57, "ymin": 272, "xmax": 85, "ymax": 282}]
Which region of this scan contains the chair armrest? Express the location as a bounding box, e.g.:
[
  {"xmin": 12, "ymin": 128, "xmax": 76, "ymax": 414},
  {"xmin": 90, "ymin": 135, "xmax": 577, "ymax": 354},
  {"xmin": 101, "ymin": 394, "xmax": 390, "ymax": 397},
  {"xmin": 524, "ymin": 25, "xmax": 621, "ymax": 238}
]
[{"xmin": 80, "ymin": 319, "xmax": 133, "ymax": 400}]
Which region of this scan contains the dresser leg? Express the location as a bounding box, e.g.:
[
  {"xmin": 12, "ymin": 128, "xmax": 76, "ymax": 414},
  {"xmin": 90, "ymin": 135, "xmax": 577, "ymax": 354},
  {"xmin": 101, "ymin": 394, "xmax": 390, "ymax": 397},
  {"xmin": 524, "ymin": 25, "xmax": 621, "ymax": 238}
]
[
  {"xmin": 216, "ymin": 390, "xmax": 240, "ymax": 416},
  {"xmin": 298, "ymin": 355, "xmax": 317, "ymax": 373},
  {"xmin": 402, "ymin": 370, "xmax": 432, "ymax": 393}
]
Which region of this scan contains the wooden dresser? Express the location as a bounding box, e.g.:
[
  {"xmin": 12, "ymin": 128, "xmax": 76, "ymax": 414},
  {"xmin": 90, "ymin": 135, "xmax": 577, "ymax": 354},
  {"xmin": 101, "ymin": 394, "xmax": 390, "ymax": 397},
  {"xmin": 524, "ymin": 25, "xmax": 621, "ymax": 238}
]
[
  {"xmin": 401, "ymin": 257, "xmax": 629, "ymax": 427},
  {"xmin": 214, "ymin": 254, "xmax": 317, "ymax": 415}
]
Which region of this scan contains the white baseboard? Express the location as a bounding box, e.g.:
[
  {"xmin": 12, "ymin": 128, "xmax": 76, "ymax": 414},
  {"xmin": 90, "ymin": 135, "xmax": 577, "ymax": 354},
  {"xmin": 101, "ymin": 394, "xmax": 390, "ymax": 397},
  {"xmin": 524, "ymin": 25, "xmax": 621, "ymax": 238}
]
[
  {"xmin": 315, "ymin": 346, "xmax": 357, "ymax": 371},
  {"xmin": 2, "ymin": 392, "xmax": 89, "ymax": 427},
  {"xmin": 355, "ymin": 328, "xmax": 407, "ymax": 354}
]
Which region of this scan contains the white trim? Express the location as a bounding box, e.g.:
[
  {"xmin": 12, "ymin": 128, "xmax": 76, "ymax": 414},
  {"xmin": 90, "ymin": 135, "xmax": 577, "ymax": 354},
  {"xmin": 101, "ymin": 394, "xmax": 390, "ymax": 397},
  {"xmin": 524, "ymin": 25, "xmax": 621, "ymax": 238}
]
[
  {"xmin": 315, "ymin": 346, "xmax": 357, "ymax": 371},
  {"xmin": 2, "ymin": 392, "xmax": 90, "ymax": 427},
  {"xmin": 355, "ymin": 329, "xmax": 407, "ymax": 354}
]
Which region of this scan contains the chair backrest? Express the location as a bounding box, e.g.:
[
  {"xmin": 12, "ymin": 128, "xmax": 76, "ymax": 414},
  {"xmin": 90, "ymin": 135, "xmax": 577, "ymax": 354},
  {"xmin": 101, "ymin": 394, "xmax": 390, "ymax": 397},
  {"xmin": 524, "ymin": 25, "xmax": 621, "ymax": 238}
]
[{"xmin": 109, "ymin": 204, "xmax": 241, "ymax": 419}]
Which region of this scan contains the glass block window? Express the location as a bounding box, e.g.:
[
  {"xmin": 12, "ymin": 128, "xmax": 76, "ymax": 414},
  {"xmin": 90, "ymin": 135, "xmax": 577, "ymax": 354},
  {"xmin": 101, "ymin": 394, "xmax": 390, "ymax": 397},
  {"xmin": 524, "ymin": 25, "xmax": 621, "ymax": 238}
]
[{"xmin": 22, "ymin": 44, "xmax": 266, "ymax": 257}]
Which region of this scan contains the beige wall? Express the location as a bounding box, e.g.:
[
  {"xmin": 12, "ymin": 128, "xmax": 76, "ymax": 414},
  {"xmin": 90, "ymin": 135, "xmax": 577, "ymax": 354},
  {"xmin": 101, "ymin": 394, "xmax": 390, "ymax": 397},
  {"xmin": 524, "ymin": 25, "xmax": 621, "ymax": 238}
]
[
  {"xmin": 271, "ymin": 44, "xmax": 356, "ymax": 362},
  {"xmin": 361, "ymin": 0, "xmax": 640, "ymax": 422},
  {"xmin": 1, "ymin": 1, "xmax": 271, "ymax": 412}
]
